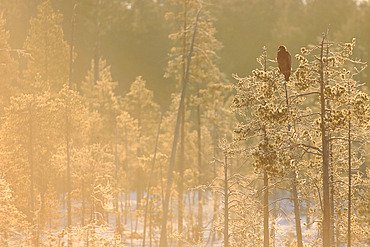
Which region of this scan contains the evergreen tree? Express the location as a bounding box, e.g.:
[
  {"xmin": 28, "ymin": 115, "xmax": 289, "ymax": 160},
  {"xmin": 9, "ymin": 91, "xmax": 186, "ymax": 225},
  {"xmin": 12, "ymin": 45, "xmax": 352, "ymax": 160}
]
[
  {"xmin": 295, "ymin": 36, "xmax": 369, "ymax": 245},
  {"xmin": 121, "ymin": 76, "xmax": 160, "ymax": 207},
  {"xmin": 0, "ymin": 176, "xmax": 27, "ymax": 246},
  {"xmin": 233, "ymin": 48, "xmax": 293, "ymax": 246},
  {"xmin": 165, "ymin": 1, "xmax": 225, "ymax": 242},
  {"xmin": 81, "ymin": 58, "xmax": 120, "ymax": 144},
  {"xmin": 23, "ymin": 0, "xmax": 70, "ymax": 94},
  {"xmin": 0, "ymin": 13, "xmax": 19, "ymax": 117},
  {"xmin": 122, "ymin": 76, "xmax": 160, "ymax": 142},
  {"xmin": 0, "ymin": 92, "xmax": 61, "ymax": 245},
  {"xmin": 54, "ymin": 85, "xmax": 89, "ymax": 242}
]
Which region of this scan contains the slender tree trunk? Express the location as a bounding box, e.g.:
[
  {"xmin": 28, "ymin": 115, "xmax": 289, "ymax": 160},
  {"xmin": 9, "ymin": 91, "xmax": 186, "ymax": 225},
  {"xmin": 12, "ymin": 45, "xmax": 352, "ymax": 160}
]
[
  {"xmin": 292, "ymin": 176, "xmax": 303, "ymax": 247},
  {"xmin": 197, "ymin": 98, "xmax": 203, "ymax": 243},
  {"xmin": 143, "ymin": 115, "xmax": 162, "ymax": 247},
  {"xmin": 82, "ymin": 183, "xmax": 85, "ymax": 226},
  {"xmin": 262, "ymin": 52, "xmax": 269, "ymax": 247},
  {"xmin": 178, "ymin": 106, "xmax": 185, "ymax": 246},
  {"xmin": 150, "ymin": 203, "xmax": 153, "ymax": 247},
  {"xmin": 223, "ymin": 155, "xmax": 229, "ymax": 247},
  {"xmin": 192, "ymin": 191, "xmax": 196, "ymax": 238},
  {"xmin": 136, "ymin": 84, "xmax": 142, "ymax": 214},
  {"xmin": 44, "ymin": 12, "xmax": 48, "ymax": 83},
  {"xmin": 212, "ymin": 122, "xmax": 218, "ymax": 245},
  {"xmin": 326, "ymin": 37, "xmax": 335, "ymax": 245},
  {"xmin": 263, "ymin": 170, "xmax": 269, "ymax": 247},
  {"xmin": 319, "ymin": 35, "xmax": 330, "ymax": 247},
  {"xmin": 135, "ymin": 197, "xmax": 139, "ymax": 231},
  {"xmin": 67, "ymin": 3, "xmax": 76, "ymax": 245},
  {"xmin": 169, "ymin": 197, "xmax": 173, "ymax": 246},
  {"xmin": 28, "ymin": 104, "xmax": 38, "ymax": 247},
  {"xmin": 124, "ymin": 123, "xmax": 129, "ymax": 225},
  {"xmin": 329, "ymin": 135, "xmax": 335, "ymax": 245},
  {"xmin": 306, "ymin": 150, "xmax": 312, "ymax": 230},
  {"xmin": 159, "ymin": 9, "xmax": 201, "ymax": 246},
  {"xmin": 178, "ymin": 2, "xmax": 187, "ymax": 242},
  {"xmin": 93, "ymin": 1, "xmax": 100, "ymax": 84},
  {"xmin": 114, "ymin": 126, "xmax": 121, "ymax": 234},
  {"xmin": 66, "ymin": 112, "xmax": 72, "ymax": 247},
  {"xmin": 347, "ymin": 103, "xmax": 352, "ymax": 247},
  {"xmin": 129, "ymin": 199, "xmax": 133, "ymax": 247},
  {"xmin": 68, "ymin": 1, "xmax": 76, "ymax": 89},
  {"xmin": 283, "ymin": 79, "xmax": 303, "ymax": 247},
  {"xmin": 188, "ymin": 191, "xmax": 194, "ymax": 240}
]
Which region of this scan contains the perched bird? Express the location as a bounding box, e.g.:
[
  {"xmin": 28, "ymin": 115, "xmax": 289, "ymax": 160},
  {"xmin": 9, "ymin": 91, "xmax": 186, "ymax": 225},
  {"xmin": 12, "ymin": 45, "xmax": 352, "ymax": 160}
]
[{"xmin": 277, "ymin": 45, "xmax": 291, "ymax": 81}]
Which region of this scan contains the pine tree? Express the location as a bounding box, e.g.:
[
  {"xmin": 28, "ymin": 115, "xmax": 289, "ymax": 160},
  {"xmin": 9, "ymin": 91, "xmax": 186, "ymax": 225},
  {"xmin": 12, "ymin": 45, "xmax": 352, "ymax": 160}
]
[
  {"xmin": 116, "ymin": 111, "xmax": 140, "ymax": 233},
  {"xmin": 165, "ymin": 1, "xmax": 225, "ymax": 242},
  {"xmin": 233, "ymin": 48, "xmax": 291, "ymax": 246},
  {"xmin": 0, "ymin": 13, "xmax": 19, "ymax": 118},
  {"xmin": 292, "ymin": 35, "xmax": 369, "ymax": 246},
  {"xmin": 54, "ymin": 85, "xmax": 89, "ymax": 244},
  {"xmin": 23, "ymin": 0, "xmax": 70, "ymax": 94},
  {"xmin": 81, "ymin": 58, "xmax": 120, "ymax": 143},
  {"xmin": 0, "ymin": 92, "xmax": 61, "ymax": 245},
  {"xmin": 159, "ymin": 8, "xmax": 202, "ymax": 246},
  {"xmin": 122, "ymin": 76, "xmax": 160, "ymax": 142},
  {"xmin": 0, "ymin": 176, "xmax": 27, "ymax": 246},
  {"xmin": 121, "ymin": 76, "xmax": 160, "ymax": 206}
]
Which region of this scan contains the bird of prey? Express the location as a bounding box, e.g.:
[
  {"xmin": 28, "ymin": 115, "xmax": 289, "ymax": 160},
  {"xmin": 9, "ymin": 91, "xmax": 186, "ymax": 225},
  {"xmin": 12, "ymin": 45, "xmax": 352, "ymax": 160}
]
[{"xmin": 277, "ymin": 45, "xmax": 291, "ymax": 81}]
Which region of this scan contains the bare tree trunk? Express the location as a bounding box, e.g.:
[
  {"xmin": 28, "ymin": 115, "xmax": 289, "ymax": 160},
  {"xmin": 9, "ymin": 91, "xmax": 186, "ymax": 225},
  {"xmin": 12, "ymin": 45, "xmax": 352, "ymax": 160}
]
[
  {"xmin": 114, "ymin": 126, "xmax": 121, "ymax": 234},
  {"xmin": 178, "ymin": 2, "xmax": 187, "ymax": 243},
  {"xmin": 292, "ymin": 176, "xmax": 303, "ymax": 247},
  {"xmin": 263, "ymin": 171, "xmax": 269, "ymax": 247},
  {"xmin": 283, "ymin": 78, "xmax": 303, "ymax": 247},
  {"xmin": 223, "ymin": 155, "xmax": 229, "ymax": 247},
  {"xmin": 329, "ymin": 136, "xmax": 335, "ymax": 245},
  {"xmin": 262, "ymin": 51, "xmax": 269, "ymax": 247},
  {"xmin": 28, "ymin": 104, "xmax": 38, "ymax": 247},
  {"xmin": 124, "ymin": 123, "xmax": 129, "ymax": 225},
  {"xmin": 159, "ymin": 9, "xmax": 201, "ymax": 247},
  {"xmin": 68, "ymin": 1, "xmax": 76, "ymax": 89},
  {"xmin": 169, "ymin": 196, "xmax": 174, "ymax": 247},
  {"xmin": 197, "ymin": 97, "xmax": 203, "ymax": 244},
  {"xmin": 211, "ymin": 123, "xmax": 218, "ymax": 245},
  {"xmin": 143, "ymin": 115, "xmax": 162, "ymax": 247},
  {"xmin": 129, "ymin": 199, "xmax": 133, "ymax": 247},
  {"xmin": 347, "ymin": 92, "xmax": 352, "ymax": 247},
  {"xmin": 67, "ymin": 3, "xmax": 76, "ymax": 245},
  {"xmin": 319, "ymin": 34, "xmax": 330, "ymax": 247},
  {"xmin": 188, "ymin": 191, "xmax": 194, "ymax": 240},
  {"xmin": 178, "ymin": 107, "xmax": 185, "ymax": 246},
  {"xmin": 150, "ymin": 203, "xmax": 153, "ymax": 247},
  {"xmin": 82, "ymin": 183, "xmax": 85, "ymax": 226},
  {"xmin": 93, "ymin": 1, "xmax": 100, "ymax": 84},
  {"xmin": 66, "ymin": 111, "xmax": 72, "ymax": 247},
  {"xmin": 44, "ymin": 10, "xmax": 48, "ymax": 83}
]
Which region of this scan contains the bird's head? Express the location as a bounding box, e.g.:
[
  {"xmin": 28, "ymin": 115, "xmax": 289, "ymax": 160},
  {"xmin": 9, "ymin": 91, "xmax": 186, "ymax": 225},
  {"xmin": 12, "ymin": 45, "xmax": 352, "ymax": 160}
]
[{"xmin": 278, "ymin": 45, "xmax": 287, "ymax": 52}]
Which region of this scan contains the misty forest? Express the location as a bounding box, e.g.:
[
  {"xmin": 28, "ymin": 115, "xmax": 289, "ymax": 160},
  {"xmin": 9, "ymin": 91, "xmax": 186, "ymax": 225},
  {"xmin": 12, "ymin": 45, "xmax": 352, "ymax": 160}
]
[{"xmin": 0, "ymin": 0, "xmax": 369, "ymax": 246}]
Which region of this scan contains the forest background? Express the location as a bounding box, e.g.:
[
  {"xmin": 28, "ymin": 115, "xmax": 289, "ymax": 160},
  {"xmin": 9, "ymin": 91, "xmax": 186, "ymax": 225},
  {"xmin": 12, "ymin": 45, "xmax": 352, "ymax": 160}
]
[
  {"xmin": 2, "ymin": 0, "xmax": 370, "ymax": 107},
  {"xmin": 0, "ymin": 0, "xmax": 369, "ymax": 246}
]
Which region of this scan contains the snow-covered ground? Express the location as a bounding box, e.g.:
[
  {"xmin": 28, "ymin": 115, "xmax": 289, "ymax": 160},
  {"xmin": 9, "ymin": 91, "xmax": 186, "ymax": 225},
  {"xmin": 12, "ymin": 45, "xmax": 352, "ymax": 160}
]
[{"xmin": 48, "ymin": 190, "xmax": 323, "ymax": 246}]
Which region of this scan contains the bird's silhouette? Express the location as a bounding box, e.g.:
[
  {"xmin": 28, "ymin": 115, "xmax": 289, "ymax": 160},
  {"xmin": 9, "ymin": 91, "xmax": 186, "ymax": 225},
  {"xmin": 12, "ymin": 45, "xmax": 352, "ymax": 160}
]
[{"xmin": 277, "ymin": 45, "xmax": 291, "ymax": 81}]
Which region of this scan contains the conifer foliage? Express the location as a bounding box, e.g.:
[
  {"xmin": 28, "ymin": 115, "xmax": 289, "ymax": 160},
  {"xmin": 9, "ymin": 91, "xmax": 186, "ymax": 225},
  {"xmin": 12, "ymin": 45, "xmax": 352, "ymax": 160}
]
[
  {"xmin": 23, "ymin": 0, "xmax": 70, "ymax": 93},
  {"xmin": 0, "ymin": 0, "xmax": 369, "ymax": 246}
]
